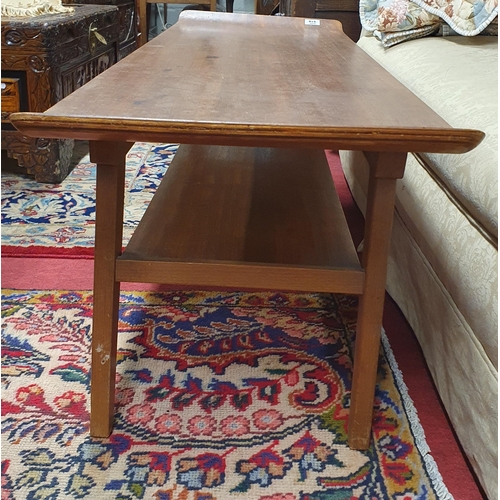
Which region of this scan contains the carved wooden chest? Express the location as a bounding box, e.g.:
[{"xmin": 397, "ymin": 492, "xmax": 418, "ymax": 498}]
[
  {"xmin": 64, "ymin": 0, "xmax": 139, "ymax": 60},
  {"xmin": 1, "ymin": 5, "xmax": 120, "ymax": 182}
]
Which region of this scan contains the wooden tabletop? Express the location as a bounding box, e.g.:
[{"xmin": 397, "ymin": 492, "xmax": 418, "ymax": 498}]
[{"xmin": 10, "ymin": 12, "xmax": 483, "ymax": 153}]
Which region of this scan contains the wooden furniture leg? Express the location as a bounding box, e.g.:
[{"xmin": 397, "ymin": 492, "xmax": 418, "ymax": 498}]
[
  {"xmin": 143, "ymin": 0, "xmax": 218, "ymax": 42},
  {"xmin": 136, "ymin": 0, "xmax": 148, "ymax": 46},
  {"xmin": 89, "ymin": 141, "xmax": 132, "ymax": 438},
  {"xmin": 348, "ymin": 151, "xmax": 407, "ymax": 450}
]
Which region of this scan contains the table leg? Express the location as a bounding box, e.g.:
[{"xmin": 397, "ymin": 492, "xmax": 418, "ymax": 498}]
[
  {"xmin": 89, "ymin": 141, "xmax": 132, "ymax": 438},
  {"xmin": 348, "ymin": 151, "xmax": 407, "ymax": 450}
]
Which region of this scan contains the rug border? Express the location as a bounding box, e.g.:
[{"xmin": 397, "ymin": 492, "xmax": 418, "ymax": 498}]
[{"xmin": 381, "ymin": 330, "xmax": 454, "ymax": 500}]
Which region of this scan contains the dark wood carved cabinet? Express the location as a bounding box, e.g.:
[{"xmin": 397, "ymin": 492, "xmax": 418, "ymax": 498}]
[
  {"xmin": 64, "ymin": 0, "xmax": 138, "ymax": 60},
  {"xmin": 1, "ymin": 5, "xmax": 120, "ymax": 182},
  {"xmin": 281, "ymin": 0, "xmax": 361, "ymax": 41}
]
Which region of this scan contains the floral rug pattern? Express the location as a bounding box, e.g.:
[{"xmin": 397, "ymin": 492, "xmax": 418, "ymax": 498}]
[
  {"xmin": 1, "ymin": 143, "xmax": 176, "ymax": 254},
  {"xmin": 1, "ymin": 289, "xmax": 450, "ymax": 499}
]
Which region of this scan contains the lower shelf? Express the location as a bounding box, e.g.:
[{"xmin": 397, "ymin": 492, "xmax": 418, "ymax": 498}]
[{"xmin": 117, "ymin": 144, "xmax": 364, "ymax": 293}]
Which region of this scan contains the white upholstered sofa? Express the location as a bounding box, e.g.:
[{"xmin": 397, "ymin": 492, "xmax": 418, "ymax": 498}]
[{"xmin": 340, "ymin": 33, "xmax": 498, "ymax": 499}]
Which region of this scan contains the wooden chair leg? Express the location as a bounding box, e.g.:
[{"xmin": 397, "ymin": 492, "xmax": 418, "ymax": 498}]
[
  {"xmin": 136, "ymin": 0, "xmax": 148, "ymax": 46},
  {"xmin": 348, "ymin": 151, "xmax": 407, "ymax": 450},
  {"xmin": 89, "ymin": 141, "xmax": 132, "ymax": 438},
  {"xmin": 226, "ymin": 0, "xmax": 234, "ymax": 12}
]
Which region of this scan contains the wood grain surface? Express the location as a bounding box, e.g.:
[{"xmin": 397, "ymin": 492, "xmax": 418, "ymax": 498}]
[
  {"xmin": 117, "ymin": 145, "xmax": 364, "ymax": 294},
  {"xmin": 10, "ymin": 12, "xmax": 483, "ymax": 153}
]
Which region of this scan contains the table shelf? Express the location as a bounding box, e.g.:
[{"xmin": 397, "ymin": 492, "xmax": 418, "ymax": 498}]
[{"xmin": 117, "ymin": 144, "xmax": 364, "ymax": 294}]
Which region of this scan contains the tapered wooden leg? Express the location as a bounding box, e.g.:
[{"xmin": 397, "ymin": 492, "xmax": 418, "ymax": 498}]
[
  {"xmin": 348, "ymin": 151, "xmax": 407, "ymax": 450},
  {"xmin": 89, "ymin": 141, "xmax": 132, "ymax": 438}
]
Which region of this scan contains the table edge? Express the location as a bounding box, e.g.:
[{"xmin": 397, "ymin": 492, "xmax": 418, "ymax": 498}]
[{"xmin": 9, "ymin": 113, "xmax": 485, "ymax": 154}]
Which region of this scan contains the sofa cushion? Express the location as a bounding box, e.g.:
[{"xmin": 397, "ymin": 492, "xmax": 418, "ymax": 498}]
[
  {"xmin": 357, "ymin": 35, "xmax": 498, "ymax": 240},
  {"xmin": 341, "ymin": 147, "xmax": 498, "ymax": 369}
]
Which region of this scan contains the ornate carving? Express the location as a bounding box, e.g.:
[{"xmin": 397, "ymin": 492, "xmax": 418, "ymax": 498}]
[
  {"xmin": 1, "ymin": 5, "xmax": 120, "ymax": 182},
  {"xmin": 27, "ymin": 58, "xmax": 51, "ymax": 112},
  {"xmin": 5, "ymin": 29, "xmax": 24, "ymax": 45},
  {"xmin": 3, "ymin": 27, "xmax": 41, "ymax": 47},
  {"xmin": 46, "ymin": 20, "xmax": 118, "ymax": 66},
  {"xmin": 35, "ymin": 138, "xmax": 51, "ymax": 149},
  {"xmin": 28, "ymin": 54, "xmax": 47, "ymax": 73},
  {"xmin": 2, "ymin": 131, "xmax": 74, "ymax": 183},
  {"xmin": 2, "ymin": 7, "xmax": 119, "ymax": 52},
  {"xmin": 60, "ymin": 49, "xmax": 115, "ymax": 97},
  {"xmin": 49, "ymin": 37, "xmax": 89, "ymax": 66}
]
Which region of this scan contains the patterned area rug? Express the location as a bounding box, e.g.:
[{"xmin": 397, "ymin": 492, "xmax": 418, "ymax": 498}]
[
  {"xmin": 2, "ymin": 288, "xmax": 451, "ymax": 499},
  {"xmin": 1, "ymin": 142, "xmax": 176, "ymax": 257}
]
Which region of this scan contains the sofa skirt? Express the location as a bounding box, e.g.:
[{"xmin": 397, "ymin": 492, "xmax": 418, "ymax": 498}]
[{"xmin": 340, "ymin": 149, "xmax": 498, "ymax": 499}]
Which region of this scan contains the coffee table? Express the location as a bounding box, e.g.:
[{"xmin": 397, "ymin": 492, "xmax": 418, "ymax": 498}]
[{"xmin": 10, "ymin": 12, "xmax": 483, "ymax": 450}]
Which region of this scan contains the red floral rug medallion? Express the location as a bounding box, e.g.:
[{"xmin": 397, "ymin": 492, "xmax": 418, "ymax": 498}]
[{"xmin": 1, "ymin": 289, "xmax": 451, "ymax": 499}]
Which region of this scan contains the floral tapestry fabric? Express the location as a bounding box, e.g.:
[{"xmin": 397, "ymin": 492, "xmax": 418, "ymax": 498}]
[
  {"xmin": 361, "ymin": 0, "xmax": 440, "ymax": 32},
  {"xmin": 413, "ymin": 0, "xmax": 498, "ymax": 35},
  {"xmin": 360, "ymin": 0, "xmax": 498, "ymax": 46}
]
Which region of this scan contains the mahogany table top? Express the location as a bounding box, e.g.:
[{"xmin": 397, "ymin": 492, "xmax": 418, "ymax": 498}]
[{"xmin": 10, "ymin": 12, "xmax": 483, "ymax": 153}]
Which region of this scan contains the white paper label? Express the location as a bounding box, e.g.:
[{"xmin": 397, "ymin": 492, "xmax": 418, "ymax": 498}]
[{"xmin": 305, "ymin": 19, "xmax": 320, "ymax": 25}]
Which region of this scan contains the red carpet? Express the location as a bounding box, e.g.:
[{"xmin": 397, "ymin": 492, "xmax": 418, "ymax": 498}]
[{"xmin": 1, "ymin": 150, "xmax": 486, "ymax": 499}]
